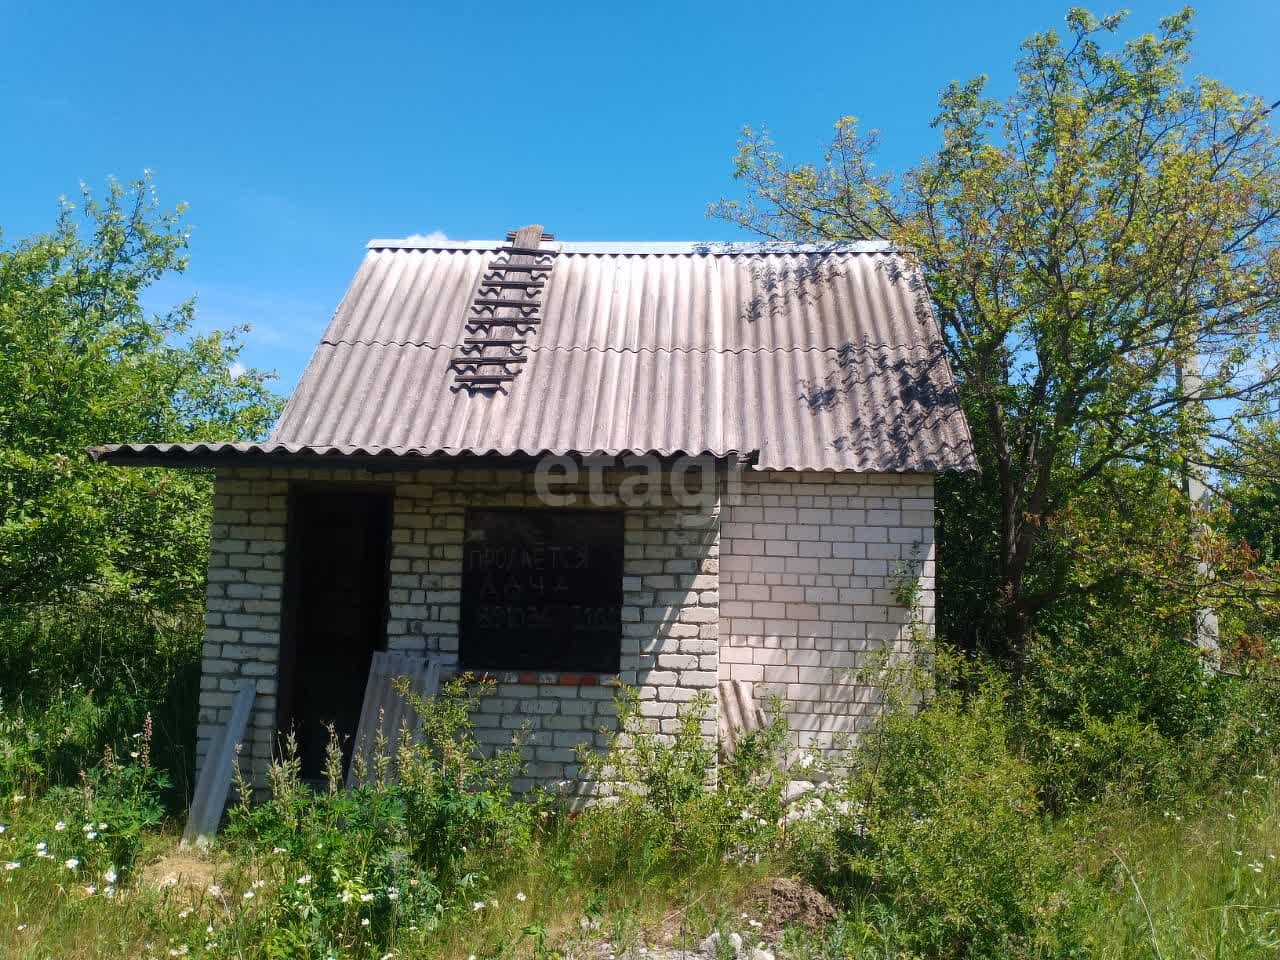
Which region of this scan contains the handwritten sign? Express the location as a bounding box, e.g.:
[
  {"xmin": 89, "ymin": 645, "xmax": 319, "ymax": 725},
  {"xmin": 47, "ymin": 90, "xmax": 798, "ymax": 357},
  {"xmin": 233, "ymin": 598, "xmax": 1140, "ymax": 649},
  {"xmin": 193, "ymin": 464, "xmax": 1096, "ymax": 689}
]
[{"xmin": 460, "ymin": 510, "xmax": 623, "ymax": 672}]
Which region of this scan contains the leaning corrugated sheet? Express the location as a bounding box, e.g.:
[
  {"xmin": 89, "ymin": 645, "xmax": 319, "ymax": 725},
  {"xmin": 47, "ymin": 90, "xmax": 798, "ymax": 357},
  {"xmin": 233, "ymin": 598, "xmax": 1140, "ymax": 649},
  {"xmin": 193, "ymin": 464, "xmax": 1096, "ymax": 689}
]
[{"xmin": 93, "ymin": 240, "xmax": 976, "ymax": 473}]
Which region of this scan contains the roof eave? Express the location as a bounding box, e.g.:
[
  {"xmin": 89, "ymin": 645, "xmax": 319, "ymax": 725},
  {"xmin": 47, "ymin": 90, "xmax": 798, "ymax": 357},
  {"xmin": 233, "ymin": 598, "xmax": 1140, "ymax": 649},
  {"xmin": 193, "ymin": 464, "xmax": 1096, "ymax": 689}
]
[{"xmin": 86, "ymin": 444, "xmax": 763, "ymax": 471}]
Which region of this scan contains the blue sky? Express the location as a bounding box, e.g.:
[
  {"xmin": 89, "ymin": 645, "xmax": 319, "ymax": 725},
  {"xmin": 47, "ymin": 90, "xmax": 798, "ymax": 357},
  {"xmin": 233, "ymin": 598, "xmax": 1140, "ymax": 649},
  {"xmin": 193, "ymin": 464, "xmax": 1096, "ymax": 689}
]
[{"xmin": 3, "ymin": 1, "xmax": 1278, "ymax": 395}]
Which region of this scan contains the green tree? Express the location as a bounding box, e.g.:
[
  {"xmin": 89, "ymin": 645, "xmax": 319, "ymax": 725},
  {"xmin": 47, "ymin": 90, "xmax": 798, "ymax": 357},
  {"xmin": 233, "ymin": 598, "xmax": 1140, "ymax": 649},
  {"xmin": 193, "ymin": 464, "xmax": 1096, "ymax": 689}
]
[
  {"xmin": 0, "ymin": 175, "xmax": 281, "ymax": 610},
  {"xmin": 713, "ymin": 7, "xmax": 1280, "ymax": 666}
]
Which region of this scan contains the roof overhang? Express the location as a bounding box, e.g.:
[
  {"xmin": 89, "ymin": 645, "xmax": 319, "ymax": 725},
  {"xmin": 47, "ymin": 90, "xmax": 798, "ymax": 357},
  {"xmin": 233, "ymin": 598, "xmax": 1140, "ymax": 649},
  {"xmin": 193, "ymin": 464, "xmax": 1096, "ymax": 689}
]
[{"xmin": 87, "ymin": 442, "xmax": 761, "ymax": 471}]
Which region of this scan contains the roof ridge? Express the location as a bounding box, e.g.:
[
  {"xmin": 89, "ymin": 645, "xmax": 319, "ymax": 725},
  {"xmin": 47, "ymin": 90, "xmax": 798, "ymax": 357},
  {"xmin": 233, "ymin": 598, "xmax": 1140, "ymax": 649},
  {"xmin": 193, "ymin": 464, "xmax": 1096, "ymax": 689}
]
[{"xmin": 366, "ymin": 239, "xmax": 895, "ymax": 255}]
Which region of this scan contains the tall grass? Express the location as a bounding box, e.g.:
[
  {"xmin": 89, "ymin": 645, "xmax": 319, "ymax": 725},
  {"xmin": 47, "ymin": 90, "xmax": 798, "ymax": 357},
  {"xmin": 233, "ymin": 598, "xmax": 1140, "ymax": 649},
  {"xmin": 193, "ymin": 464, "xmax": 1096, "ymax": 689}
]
[
  {"xmin": 0, "ymin": 605, "xmax": 201, "ymax": 804},
  {"xmin": 1080, "ymin": 783, "xmax": 1280, "ymax": 958},
  {"xmin": 1, "ymin": 611, "xmax": 1277, "ymax": 959}
]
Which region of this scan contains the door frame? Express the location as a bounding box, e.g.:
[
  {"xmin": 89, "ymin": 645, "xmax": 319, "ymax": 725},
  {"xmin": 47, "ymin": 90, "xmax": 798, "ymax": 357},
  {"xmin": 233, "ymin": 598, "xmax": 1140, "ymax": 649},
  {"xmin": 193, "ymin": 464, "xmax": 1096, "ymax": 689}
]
[{"xmin": 275, "ymin": 482, "xmax": 394, "ymax": 758}]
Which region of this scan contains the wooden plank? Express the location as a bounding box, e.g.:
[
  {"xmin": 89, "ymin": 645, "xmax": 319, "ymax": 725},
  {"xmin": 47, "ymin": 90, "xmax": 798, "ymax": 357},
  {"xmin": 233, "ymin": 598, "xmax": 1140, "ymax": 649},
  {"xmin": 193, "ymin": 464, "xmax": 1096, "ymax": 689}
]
[
  {"xmin": 472, "ymin": 298, "xmax": 542, "ymax": 311},
  {"xmin": 182, "ymin": 681, "xmax": 255, "ymax": 847},
  {"xmin": 478, "ymin": 279, "xmax": 546, "ymax": 290},
  {"xmin": 451, "ymin": 355, "xmax": 529, "ymax": 367},
  {"xmin": 462, "ymin": 337, "xmax": 528, "ymax": 349},
  {"xmin": 500, "ymin": 245, "xmax": 554, "ymax": 258},
  {"xmin": 485, "ymin": 261, "xmax": 552, "ymax": 273},
  {"xmin": 346, "ymin": 652, "xmax": 443, "ymax": 789}
]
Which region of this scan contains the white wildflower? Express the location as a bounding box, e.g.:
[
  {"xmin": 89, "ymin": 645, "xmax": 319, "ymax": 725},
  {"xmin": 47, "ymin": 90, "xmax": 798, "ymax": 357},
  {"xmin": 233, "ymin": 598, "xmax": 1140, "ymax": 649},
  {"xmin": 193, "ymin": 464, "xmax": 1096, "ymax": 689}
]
[
  {"xmin": 360, "ymin": 892, "xmax": 374, "ymax": 903},
  {"xmin": 179, "ymin": 908, "xmax": 192, "ymax": 918},
  {"xmin": 85, "ymin": 885, "xmax": 97, "ymax": 895},
  {"xmin": 361, "ymin": 918, "xmax": 370, "ymax": 927},
  {"xmin": 64, "ymin": 858, "xmax": 80, "ymax": 870},
  {"xmin": 516, "ymin": 891, "xmax": 527, "ymax": 902},
  {"xmin": 86, "ymin": 831, "xmax": 98, "ymax": 841},
  {"xmin": 296, "ymin": 874, "xmax": 311, "ymax": 885},
  {"xmin": 4, "ymin": 861, "xmax": 19, "ymax": 871},
  {"xmin": 242, "ymin": 890, "xmax": 255, "ymax": 900},
  {"xmin": 54, "ymin": 821, "xmax": 66, "ymax": 832},
  {"xmin": 473, "ymin": 901, "xmax": 485, "ymax": 911},
  {"xmin": 205, "ymin": 883, "xmax": 219, "ymax": 896}
]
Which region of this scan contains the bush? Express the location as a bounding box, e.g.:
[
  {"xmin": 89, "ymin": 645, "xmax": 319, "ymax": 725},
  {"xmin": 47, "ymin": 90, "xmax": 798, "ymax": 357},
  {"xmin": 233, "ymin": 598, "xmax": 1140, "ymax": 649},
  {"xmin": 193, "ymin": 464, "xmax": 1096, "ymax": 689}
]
[
  {"xmin": 793, "ymin": 660, "xmax": 1094, "ymax": 959},
  {"xmin": 1019, "ymin": 611, "xmax": 1226, "ymax": 743},
  {"xmin": 1022, "ymin": 709, "xmax": 1180, "ymax": 809},
  {"xmin": 223, "ymin": 675, "xmax": 545, "ymax": 955},
  {"xmin": 574, "ymin": 686, "xmax": 788, "ymax": 884},
  {"xmin": 1013, "ymin": 614, "xmax": 1280, "ymax": 807},
  {"xmin": 395, "ymin": 674, "xmax": 543, "ymax": 894},
  {"xmin": 225, "ymin": 732, "xmax": 445, "ymax": 953},
  {"xmin": 0, "ymin": 715, "xmax": 167, "ymax": 891}
]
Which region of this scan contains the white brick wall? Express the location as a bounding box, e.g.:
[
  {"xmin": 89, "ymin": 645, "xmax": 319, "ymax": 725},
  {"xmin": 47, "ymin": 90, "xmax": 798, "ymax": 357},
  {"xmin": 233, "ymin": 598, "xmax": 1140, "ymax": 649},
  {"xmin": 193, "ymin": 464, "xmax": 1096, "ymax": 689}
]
[
  {"xmin": 381, "ymin": 468, "xmax": 719, "ymax": 793},
  {"xmin": 196, "ymin": 464, "xmax": 936, "ymax": 794},
  {"xmin": 196, "ymin": 466, "xmax": 719, "ymax": 794},
  {"xmin": 719, "ymin": 470, "xmax": 935, "ymax": 752},
  {"xmin": 198, "ymin": 475, "xmax": 288, "ymax": 791}
]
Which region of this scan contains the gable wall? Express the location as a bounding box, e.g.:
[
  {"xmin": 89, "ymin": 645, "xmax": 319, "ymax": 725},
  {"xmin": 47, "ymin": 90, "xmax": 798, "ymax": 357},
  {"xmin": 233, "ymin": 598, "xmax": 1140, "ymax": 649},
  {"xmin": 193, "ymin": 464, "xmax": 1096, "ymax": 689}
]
[{"xmin": 718, "ymin": 470, "xmax": 935, "ymax": 751}]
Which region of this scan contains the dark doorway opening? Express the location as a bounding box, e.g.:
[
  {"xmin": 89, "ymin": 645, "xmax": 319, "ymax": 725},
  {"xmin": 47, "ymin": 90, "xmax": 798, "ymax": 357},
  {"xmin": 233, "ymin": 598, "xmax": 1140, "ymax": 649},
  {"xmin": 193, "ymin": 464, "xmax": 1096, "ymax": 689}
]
[{"xmin": 278, "ymin": 488, "xmax": 391, "ymax": 782}]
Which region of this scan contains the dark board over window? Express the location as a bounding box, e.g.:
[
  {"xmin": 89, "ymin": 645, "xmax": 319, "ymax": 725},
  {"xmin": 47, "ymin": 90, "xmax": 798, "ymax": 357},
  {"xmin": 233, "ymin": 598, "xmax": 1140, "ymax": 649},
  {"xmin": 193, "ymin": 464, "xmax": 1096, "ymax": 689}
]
[{"xmin": 460, "ymin": 509, "xmax": 623, "ymax": 673}]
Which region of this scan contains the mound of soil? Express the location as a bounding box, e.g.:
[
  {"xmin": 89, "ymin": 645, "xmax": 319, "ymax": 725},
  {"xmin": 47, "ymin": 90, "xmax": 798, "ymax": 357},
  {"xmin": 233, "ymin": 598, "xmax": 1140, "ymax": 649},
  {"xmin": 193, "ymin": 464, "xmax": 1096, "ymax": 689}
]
[
  {"xmin": 745, "ymin": 877, "xmax": 836, "ymax": 935},
  {"xmin": 138, "ymin": 850, "xmax": 225, "ymax": 904}
]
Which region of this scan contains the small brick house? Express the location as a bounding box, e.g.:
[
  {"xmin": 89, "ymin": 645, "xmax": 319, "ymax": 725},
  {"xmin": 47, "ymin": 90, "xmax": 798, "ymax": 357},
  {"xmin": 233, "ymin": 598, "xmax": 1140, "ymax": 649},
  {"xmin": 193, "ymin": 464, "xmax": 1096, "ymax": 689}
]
[{"xmin": 93, "ymin": 227, "xmax": 975, "ymax": 794}]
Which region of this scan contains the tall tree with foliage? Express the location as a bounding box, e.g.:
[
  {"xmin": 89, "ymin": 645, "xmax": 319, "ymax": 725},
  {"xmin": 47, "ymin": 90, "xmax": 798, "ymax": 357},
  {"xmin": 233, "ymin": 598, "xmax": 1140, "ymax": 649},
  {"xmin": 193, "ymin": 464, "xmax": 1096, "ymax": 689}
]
[
  {"xmin": 0, "ymin": 175, "xmax": 280, "ymax": 610},
  {"xmin": 713, "ymin": 7, "xmax": 1280, "ymax": 666}
]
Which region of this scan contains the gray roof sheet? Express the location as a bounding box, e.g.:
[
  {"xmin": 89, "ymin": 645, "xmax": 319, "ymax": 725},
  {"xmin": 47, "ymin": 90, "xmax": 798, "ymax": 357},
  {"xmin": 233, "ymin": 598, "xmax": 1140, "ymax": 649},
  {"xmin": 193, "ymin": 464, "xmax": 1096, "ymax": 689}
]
[{"xmin": 94, "ymin": 239, "xmax": 976, "ymax": 473}]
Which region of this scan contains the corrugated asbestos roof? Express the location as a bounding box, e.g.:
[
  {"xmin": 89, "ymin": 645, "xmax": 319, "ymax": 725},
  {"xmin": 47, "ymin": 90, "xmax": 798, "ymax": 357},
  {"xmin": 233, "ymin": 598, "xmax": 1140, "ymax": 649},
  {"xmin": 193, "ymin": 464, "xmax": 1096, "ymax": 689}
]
[{"xmin": 93, "ymin": 238, "xmax": 976, "ymax": 473}]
